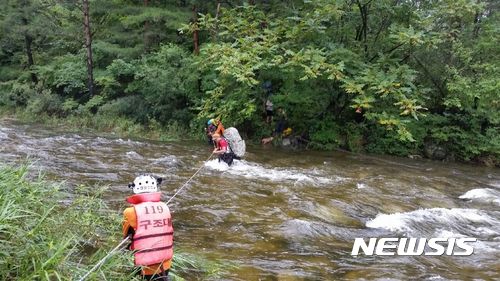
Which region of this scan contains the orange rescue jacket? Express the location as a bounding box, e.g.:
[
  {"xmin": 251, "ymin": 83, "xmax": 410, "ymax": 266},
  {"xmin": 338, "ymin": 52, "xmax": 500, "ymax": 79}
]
[{"xmin": 123, "ymin": 192, "xmax": 173, "ymax": 275}]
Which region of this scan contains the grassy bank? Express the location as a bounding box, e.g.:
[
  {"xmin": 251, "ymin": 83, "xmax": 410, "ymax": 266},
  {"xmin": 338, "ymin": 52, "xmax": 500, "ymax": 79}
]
[
  {"xmin": 0, "ymin": 107, "xmax": 193, "ymax": 143},
  {"xmin": 0, "ymin": 163, "xmax": 224, "ymax": 280}
]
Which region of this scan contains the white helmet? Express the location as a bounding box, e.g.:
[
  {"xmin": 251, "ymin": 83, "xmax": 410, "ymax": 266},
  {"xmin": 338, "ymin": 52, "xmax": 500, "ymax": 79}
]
[{"xmin": 128, "ymin": 175, "xmax": 162, "ymax": 194}]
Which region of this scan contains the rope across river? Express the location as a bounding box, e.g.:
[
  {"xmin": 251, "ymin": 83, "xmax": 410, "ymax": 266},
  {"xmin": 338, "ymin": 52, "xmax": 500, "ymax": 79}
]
[
  {"xmin": 166, "ymin": 152, "xmax": 214, "ymax": 205},
  {"xmin": 77, "ymin": 152, "xmax": 214, "ymax": 281}
]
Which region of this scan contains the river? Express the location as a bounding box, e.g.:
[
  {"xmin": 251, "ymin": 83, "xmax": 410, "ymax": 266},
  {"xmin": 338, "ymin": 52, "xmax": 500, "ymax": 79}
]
[{"xmin": 0, "ymin": 119, "xmax": 499, "ymax": 280}]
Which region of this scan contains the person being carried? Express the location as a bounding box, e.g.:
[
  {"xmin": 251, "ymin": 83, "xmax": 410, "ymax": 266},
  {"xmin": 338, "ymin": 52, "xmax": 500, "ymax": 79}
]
[
  {"xmin": 213, "ymin": 119, "xmax": 225, "ymax": 136},
  {"xmin": 212, "ymin": 133, "xmax": 240, "ymax": 166},
  {"xmin": 123, "ymin": 175, "xmax": 173, "ymax": 281}
]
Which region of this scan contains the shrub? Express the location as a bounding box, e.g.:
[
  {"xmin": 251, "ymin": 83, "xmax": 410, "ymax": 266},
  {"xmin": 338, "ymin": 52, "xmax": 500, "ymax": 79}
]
[
  {"xmin": 35, "ymin": 54, "xmax": 86, "ymax": 97},
  {"xmin": 25, "ymin": 89, "xmax": 64, "ymax": 116},
  {"xmin": 98, "ymin": 96, "xmax": 149, "ymax": 123},
  {"xmin": 0, "ymin": 81, "xmax": 35, "ymax": 107},
  {"xmin": 365, "ymin": 124, "xmax": 420, "ymax": 156},
  {"xmin": 342, "ymin": 122, "xmax": 366, "ymax": 152},
  {"xmin": 309, "ymin": 118, "xmax": 342, "ymax": 150}
]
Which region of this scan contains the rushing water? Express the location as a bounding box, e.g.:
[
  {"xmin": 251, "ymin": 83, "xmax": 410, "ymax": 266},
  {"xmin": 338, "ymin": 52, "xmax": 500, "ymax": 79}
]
[{"xmin": 1, "ymin": 119, "xmax": 499, "ymax": 280}]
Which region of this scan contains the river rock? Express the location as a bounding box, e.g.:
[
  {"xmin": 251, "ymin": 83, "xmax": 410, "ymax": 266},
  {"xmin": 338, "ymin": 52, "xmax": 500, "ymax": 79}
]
[
  {"xmin": 424, "ymin": 141, "xmax": 448, "ymax": 160},
  {"xmin": 281, "ymin": 136, "xmax": 303, "ymax": 148}
]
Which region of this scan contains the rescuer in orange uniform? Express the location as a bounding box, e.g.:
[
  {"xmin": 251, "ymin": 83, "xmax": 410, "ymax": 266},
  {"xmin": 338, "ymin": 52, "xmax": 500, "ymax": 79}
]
[{"xmin": 123, "ymin": 175, "xmax": 173, "ymax": 280}]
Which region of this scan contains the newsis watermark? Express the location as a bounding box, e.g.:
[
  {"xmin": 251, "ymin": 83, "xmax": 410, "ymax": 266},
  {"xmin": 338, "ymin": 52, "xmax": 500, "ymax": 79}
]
[{"xmin": 351, "ymin": 238, "xmax": 477, "ymax": 256}]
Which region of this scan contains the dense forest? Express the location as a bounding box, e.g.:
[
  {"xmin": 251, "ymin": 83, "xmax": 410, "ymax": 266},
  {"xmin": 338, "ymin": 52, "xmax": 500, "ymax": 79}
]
[{"xmin": 0, "ymin": 0, "xmax": 498, "ymax": 165}]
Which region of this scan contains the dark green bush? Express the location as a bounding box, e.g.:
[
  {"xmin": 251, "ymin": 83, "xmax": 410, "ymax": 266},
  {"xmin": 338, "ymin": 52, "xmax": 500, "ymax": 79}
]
[
  {"xmin": 309, "ymin": 118, "xmax": 342, "ymax": 150},
  {"xmin": 98, "ymin": 96, "xmax": 149, "ymax": 124},
  {"xmin": 35, "ymin": 54, "xmax": 87, "ymax": 98},
  {"xmin": 365, "ymin": 124, "xmax": 421, "ymax": 156},
  {"xmin": 25, "ymin": 89, "xmax": 64, "ymax": 116},
  {"xmin": 342, "ymin": 122, "xmax": 366, "ymax": 153},
  {"xmin": 0, "ymin": 81, "xmax": 31, "ymax": 107}
]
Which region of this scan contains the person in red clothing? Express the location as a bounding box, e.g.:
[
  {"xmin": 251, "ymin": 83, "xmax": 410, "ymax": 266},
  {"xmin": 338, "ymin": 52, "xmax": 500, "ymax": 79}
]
[
  {"xmin": 212, "ymin": 133, "xmax": 239, "ymax": 166},
  {"xmin": 212, "ymin": 133, "xmax": 227, "ymax": 153},
  {"xmin": 123, "ymin": 175, "xmax": 173, "ymax": 281}
]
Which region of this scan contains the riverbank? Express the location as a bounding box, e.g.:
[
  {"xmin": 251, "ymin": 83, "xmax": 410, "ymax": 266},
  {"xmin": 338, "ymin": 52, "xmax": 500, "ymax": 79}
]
[
  {"xmin": 2, "ymin": 108, "xmax": 497, "ymax": 167},
  {"xmin": 0, "ymin": 163, "xmax": 224, "ymax": 280},
  {"xmin": 0, "ymin": 107, "xmax": 192, "ymax": 142}
]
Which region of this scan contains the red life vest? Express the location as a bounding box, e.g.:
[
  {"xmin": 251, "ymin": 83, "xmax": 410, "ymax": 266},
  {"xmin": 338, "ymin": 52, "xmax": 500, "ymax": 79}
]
[
  {"xmin": 218, "ymin": 137, "xmax": 229, "ymax": 152},
  {"xmin": 127, "ymin": 192, "xmax": 173, "ymax": 266}
]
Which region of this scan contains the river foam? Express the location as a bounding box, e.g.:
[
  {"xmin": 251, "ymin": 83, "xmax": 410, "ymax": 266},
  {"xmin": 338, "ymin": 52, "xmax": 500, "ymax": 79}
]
[
  {"xmin": 459, "ymin": 188, "xmax": 500, "ymax": 205},
  {"xmin": 365, "ymin": 208, "xmax": 500, "ymax": 253},
  {"xmin": 366, "ymin": 208, "xmax": 497, "ymax": 233},
  {"xmin": 204, "ymin": 159, "xmax": 339, "ymax": 186}
]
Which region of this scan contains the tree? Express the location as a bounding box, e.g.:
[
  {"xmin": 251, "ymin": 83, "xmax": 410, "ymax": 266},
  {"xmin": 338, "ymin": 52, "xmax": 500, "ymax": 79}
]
[
  {"xmin": 82, "ymin": 0, "xmax": 94, "ymax": 96},
  {"xmin": 0, "ymin": 0, "xmax": 45, "ymax": 84}
]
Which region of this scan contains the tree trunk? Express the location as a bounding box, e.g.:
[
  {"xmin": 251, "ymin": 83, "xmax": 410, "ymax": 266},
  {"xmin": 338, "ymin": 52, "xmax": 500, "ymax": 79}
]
[
  {"xmin": 144, "ymin": 0, "xmax": 150, "ymax": 51},
  {"xmin": 192, "ymin": 5, "xmax": 200, "ymax": 55},
  {"xmin": 211, "ymin": 1, "xmax": 221, "ymax": 42},
  {"xmin": 83, "ymin": 0, "xmax": 94, "ymax": 96},
  {"xmin": 21, "ymin": 17, "xmax": 37, "ymax": 84},
  {"xmin": 216, "ymin": 1, "xmax": 221, "ymax": 19},
  {"xmin": 356, "ymin": 0, "xmax": 370, "ymax": 56}
]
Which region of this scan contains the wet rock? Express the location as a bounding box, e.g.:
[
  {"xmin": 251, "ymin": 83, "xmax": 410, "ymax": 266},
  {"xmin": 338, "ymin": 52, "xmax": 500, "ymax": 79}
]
[
  {"xmin": 424, "ymin": 141, "xmax": 447, "ymax": 160},
  {"xmin": 476, "ymin": 155, "xmax": 498, "ymax": 167},
  {"xmin": 280, "ymin": 136, "xmax": 301, "ymax": 148}
]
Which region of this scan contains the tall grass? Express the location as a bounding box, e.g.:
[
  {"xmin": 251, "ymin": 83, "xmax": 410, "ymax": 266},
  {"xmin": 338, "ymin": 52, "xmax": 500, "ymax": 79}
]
[
  {"xmin": 1, "ymin": 108, "xmax": 191, "ymax": 143},
  {"xmin": 0, "ymin": 163, "xmax": 226, "ymax": 280}
]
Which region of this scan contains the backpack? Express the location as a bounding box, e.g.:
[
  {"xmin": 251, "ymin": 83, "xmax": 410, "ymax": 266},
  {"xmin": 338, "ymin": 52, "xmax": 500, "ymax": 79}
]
[{"xmin": 223, "ymin": 127, "xmax": 246, "ymax": 157}]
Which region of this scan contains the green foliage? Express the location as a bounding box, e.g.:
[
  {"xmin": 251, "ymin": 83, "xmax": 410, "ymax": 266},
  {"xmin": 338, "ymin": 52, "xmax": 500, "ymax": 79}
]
[
  {"xmin": 0, "ymin": 81, "xmax": 35, "ymax": 107},
  {"xmin": 189, "ymin": 2, "xmax": 430, "ymax": 141},
  {"xmin": 365, "ymin": 124, "xmax": 421, "ymax": 156},
  {"xmin": 343, "ymin": 123, "xmax": 366, "ymax": 153},
  {"xmin": 62, "ymin": 98, "xmax": 79, "ymax": 113},
  {"xmin": 0, "ymin": 163, "xmax": 116, "ymax": 280},
  {"xmin": 35, "ymin": 54, "xmax": 87, "ymax": 97},
  {"xmin": 126, "ymin": 44, "xmax": 198, "ymax": 125},
  {"xmin": 82, "ymin": 95, "xmax": 105, "ymax": 112},
  {"xmin": 309, "ymin": 118, "xmax": 342, "ymax": 150},
  {"xmin": 0, "ymin": 66, "xmax": 22, "ymax": 82},
  {"xmin": 424, "ymin": 114, "xmax": 499, "ymax": 162},
  {"xmin": 95, "ymin": 59, "xmax": 135, "ymax": 100},
  {"xmin": 25, "ymin": 89, "xmax": 64, "ymax": 116},
  {"xmin": 444, "ymin": 13, "xmax": 500, "ymax": 125},
  {"xmin": 0, "ymin": 0, "xmax": 498, "ymax": 163},
  {"xmin": 98, "ymin": 96, "xmax": 146, "ymax": 119}
]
